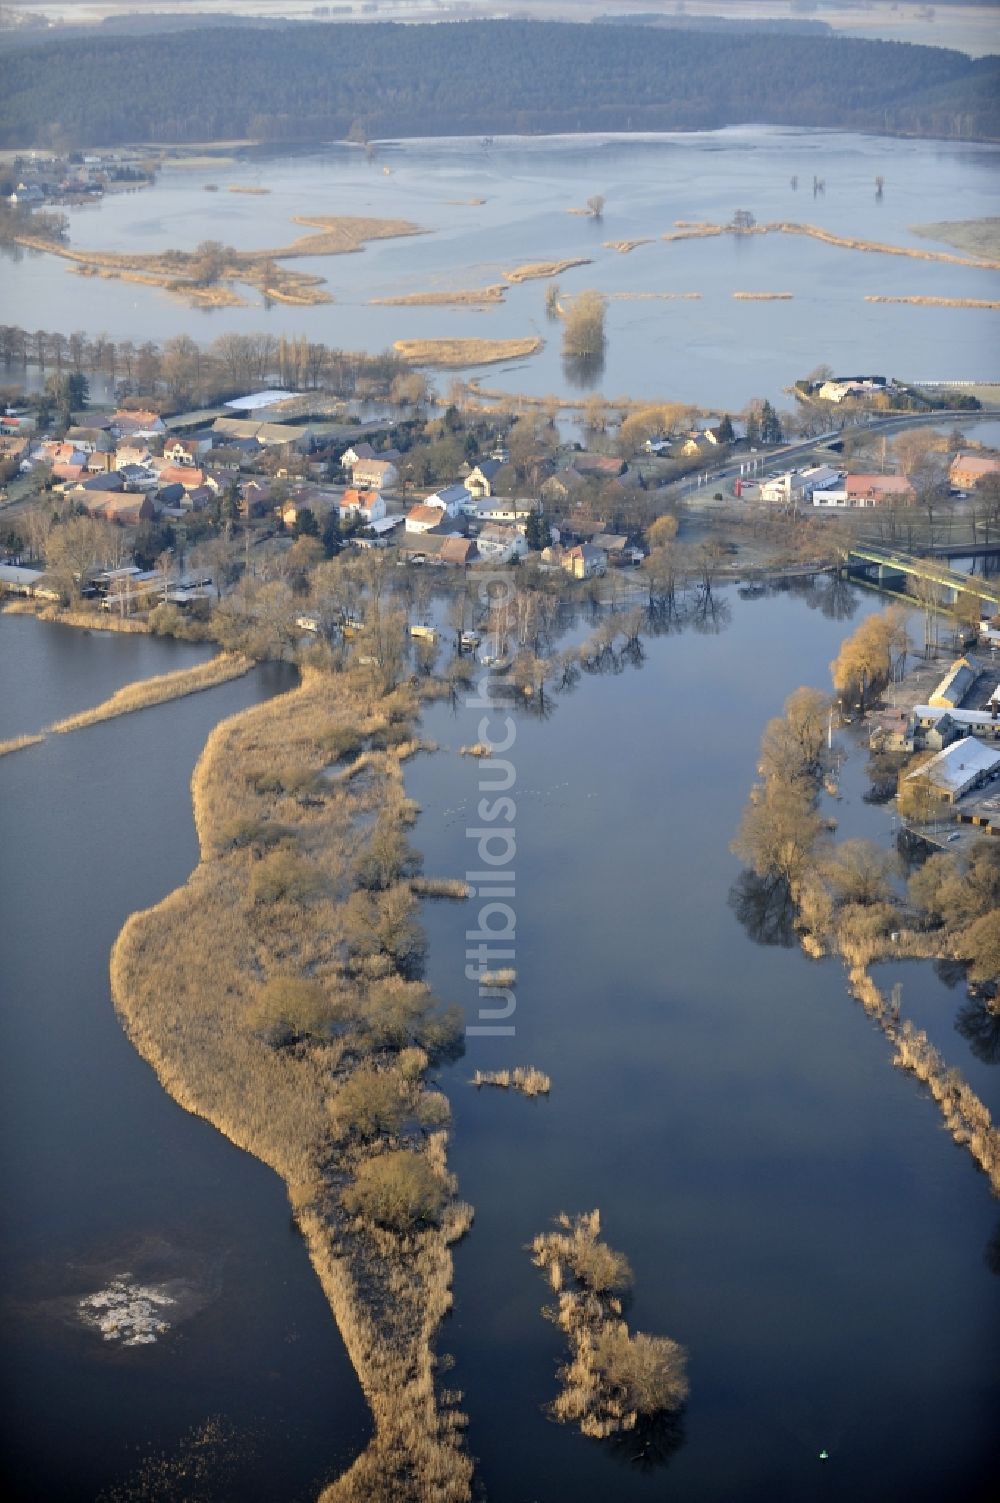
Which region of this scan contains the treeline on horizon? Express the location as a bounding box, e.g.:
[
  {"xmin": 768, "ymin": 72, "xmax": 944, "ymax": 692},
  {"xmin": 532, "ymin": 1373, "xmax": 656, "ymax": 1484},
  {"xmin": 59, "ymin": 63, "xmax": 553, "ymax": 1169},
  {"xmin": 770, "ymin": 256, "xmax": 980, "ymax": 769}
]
[{"xmin": 1, "ymin": 20, "xmax": 998, "ymax": 148}]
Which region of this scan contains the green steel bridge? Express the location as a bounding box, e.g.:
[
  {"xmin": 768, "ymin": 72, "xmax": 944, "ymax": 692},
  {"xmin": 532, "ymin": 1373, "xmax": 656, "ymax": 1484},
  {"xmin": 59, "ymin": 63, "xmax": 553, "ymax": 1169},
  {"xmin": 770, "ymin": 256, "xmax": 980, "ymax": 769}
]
[{"xmin": 845, "ymin": 545, "xmax": 1000, "ymax": 609}]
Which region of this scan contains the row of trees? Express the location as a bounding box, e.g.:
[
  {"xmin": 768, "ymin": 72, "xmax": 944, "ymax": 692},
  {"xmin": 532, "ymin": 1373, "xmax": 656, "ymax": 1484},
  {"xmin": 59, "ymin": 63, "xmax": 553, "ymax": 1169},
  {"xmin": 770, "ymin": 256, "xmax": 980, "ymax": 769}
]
[{"xmin": 0, "ymin": 323, "xmax": 417, "ymax": 407}]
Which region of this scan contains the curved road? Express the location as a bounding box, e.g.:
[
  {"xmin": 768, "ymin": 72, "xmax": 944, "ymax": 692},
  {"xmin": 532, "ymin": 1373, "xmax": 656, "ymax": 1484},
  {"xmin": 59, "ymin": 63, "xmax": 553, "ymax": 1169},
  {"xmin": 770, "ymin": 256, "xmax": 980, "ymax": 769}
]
[{"xmin": 675, "ymin": 407, "xmax": 1000, "ymax": 503}]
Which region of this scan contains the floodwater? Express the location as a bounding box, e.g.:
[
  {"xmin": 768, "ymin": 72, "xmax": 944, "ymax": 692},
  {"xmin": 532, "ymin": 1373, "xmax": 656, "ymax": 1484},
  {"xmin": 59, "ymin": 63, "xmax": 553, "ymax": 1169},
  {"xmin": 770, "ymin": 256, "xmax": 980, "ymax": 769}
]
[
  {"xmin": 406, "ymin": 581, "xmax": 1000, "ymax": 1503},
  {"xmin": 1, "ymin": 128, "xmax": 998, "ymax": 407},
  {"xmin": 1, "ymin": 592, "xmax": 998, "ymax": 1501},
  {"xmin": 0, "ymin": 616, "xmax": 371, "ymax": 1502}
]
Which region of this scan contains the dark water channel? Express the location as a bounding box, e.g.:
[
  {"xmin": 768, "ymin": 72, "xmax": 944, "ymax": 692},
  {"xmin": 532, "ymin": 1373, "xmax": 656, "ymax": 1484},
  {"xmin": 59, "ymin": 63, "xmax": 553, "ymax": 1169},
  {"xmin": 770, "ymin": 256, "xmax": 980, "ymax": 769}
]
[
  {"xmin": 0, "ymin": 617, "xmax": 370, "ymax": 1502},
  {"xmin": 407, "ymin": 582, "xmax": 1000, "ymax": 1503}
]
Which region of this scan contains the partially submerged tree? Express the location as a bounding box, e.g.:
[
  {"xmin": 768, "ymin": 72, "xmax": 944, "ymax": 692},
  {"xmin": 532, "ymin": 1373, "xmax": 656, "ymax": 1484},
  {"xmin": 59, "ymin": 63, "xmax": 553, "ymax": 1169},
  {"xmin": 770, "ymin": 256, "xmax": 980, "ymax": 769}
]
[
  {"xmin": 562, "ymin": 290, "xmax": 607, "ymax": 359},
  {"xmin": 830, "ymin": 606, "xmax": 909, "ymax": 709},
  {"xmin": 342, "ymin": 1149, "xmax": 447, "ymax": 1232}
]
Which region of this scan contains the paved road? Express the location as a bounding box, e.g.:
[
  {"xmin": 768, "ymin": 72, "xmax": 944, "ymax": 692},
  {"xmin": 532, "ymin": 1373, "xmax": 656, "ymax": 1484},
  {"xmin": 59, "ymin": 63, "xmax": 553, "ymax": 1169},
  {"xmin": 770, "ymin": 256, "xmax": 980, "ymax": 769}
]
[{"xmin": 674, "ymin": 407, "xmax": 1000, "ymax": 506}]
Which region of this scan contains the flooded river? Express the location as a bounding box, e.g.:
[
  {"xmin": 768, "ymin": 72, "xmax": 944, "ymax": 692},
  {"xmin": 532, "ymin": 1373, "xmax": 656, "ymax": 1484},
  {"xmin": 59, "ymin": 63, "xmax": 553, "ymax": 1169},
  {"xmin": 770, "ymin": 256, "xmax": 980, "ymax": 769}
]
[
  {"xmin": 0, "ymin": 616, "xmax": 370, "ymax": 1502},
  {"xmin": 1, "ymin": 128, "xmax": 997, "ymax": 408}
]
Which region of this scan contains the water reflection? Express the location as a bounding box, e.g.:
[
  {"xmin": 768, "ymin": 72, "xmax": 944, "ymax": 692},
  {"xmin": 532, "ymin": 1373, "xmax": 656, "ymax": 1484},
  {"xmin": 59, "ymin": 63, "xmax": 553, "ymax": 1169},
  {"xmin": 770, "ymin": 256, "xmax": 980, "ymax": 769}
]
[
  {"xmin": 562, "ymin": 350, "xmax": 606, "ymax": 391},
  {"xmin": 955, "ymin": 995, "xmax": 1000, "ymax": 1066},
  {"xmin": 605, "ymin": 1407, "xmax": 686, "ymax": 1473},
  {"xmin": 985, "ymin": 1221, "xmax": 1000, "ymax": 1277},
  {"xmin": 728, "ymin": 870, "xmax": 797, "ymax": 949}
]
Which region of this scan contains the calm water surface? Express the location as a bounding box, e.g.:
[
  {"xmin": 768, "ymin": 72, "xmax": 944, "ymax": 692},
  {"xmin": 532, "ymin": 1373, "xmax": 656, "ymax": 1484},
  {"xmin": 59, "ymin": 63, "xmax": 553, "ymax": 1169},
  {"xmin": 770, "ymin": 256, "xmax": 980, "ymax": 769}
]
[
  {"xmin": 2, "ymin": 129, "xmax": 997, "ymax": 407},
  {"xmin": 407, "ymin": 583, "xmax": 1000, "ymax": 1503},
  {"xmin": 0, "ymin": 620, "xmax": 370, "ymax": 1502}
]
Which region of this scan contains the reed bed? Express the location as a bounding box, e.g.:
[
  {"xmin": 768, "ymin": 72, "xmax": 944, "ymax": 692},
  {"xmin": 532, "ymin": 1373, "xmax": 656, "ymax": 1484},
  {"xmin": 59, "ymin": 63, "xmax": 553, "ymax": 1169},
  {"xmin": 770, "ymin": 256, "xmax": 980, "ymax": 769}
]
[
  {"xmin": 38, "ymin": 605, "xmax": 151, "ymax": 633},
  {"xmin": 603, "ymin": 239, "xmax": 652, "ymax": 254},
  {"xmin": 732, "ymin": 291, "xmax": 793, "ymax": 300},
  {"xmin": 48, "ymin": 653, "xmax": 253, "ymax": 734},
  {"xmin": 393, "ymin": 337, "xmax": 542, "ymax": 367},
  {"xmin": 864, "ymin": 294, "xmax": 1000, "ymax": 309},
  {"xmin": 110, "ymin": 666, "xmax": 475, "ymax": 1501},
  {"xmin": 479, "ymin": 967, "xmax": 516, "ymax": 987},
  {"xmin": 371, "ymin": 285, "xmax": 507, "ymax": 307},
  {"xmin": 504, "ymin": 259, "xmax": 592, "ymax": 283},
  {"xmin": 458, "ymin": 742, "xmax": 491, "ymax": 757},
  {"xmin": 472, "ymin": 1066, "xmax": 550, "ymax": 1097},
  {"xmin": 835, "ymin": 948, "xmax": 1000, "ymax": 1195},
  {"xmin": 661, "ymin": 219, "xmax": 1000, "ymax": 270},
  {"xmin": 409, "ymin": 877, "xmax": 472, "ymax": 900},
  {"xmin": 530, "ymin": 1211, "xmax": 688, "ymax": 1438},
  {"xmin": 15, "ymin": 214, "xmax": 422, "ymax": 309},
  {"xmin": 607, "ymin": 290, "xmax": 701, "ymax": 300},
  {"xmin": 0, "ymin": 732, "xmax": 45, "ymax": 758}
]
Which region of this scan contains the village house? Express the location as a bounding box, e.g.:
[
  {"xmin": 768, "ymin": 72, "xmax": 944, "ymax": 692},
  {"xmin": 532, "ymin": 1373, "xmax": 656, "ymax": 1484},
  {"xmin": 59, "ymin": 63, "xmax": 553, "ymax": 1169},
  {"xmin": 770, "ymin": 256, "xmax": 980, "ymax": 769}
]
[
  {"xmin": 912, "ymin": 705, "xmax": 1000, "ymax": 744},
  {"xmin": 78, "ymin": 490, "xmax": 157, "ymax": 525},
  {"xmin": 0, "ymin": 435, "xmax": 30, "ymax": 465},
  {"xmin": 817, "ymin": 375, "xmax": 891, "ymax": 404},
  {"xmin": 845, "ymin": 474, "xmax": 916, "ymax": 506},
  {"xmin": 571, "ymin": 453, "xmax": 627, "ymax": 480},
  {"xmin": 680, "ymin": 432, "xmax": 715, "ymax": 459},
  {"xmin": 41, "ymin": 441, "xmax": 88, "ymax": 468},
  {"xmin": 562, "ymin": 542, "xmax": 608, "ymax": 580},
  {"xmin": 591, "ymin": 533, "xmax": 641, "ymax": 565},
  {"xmin": 475, "ymin": 523, "xmax": 528, "ymax": 564},
  {"xmin": 211, "ymin": 417, "xmax": 314, "ymax": 451},
  {"xmin": 117, "ymin": 464, "xmax": 158, "ymax": 492},
  {"xmin": 762, "ymin": 466, "xmax": 842, "ymax": 506},
  {"xmin": 51, "ymin": 463, "xmax": 87, "ymax": 487},
  {"xmin": 473, "ymin": 496, "xmax": 536, "ymax": 530},
  {"xmin": 240, "ymin": 479, "xmax": 273, "ymax": 519},
  {"xmin": 111, "ymin": 410, "xmax": 165, "ymax": 438},
  {"xmin": 0, "ymin": 563, "xmax": 60, "ymax": 601},
  {"xmin": 340, "ymin": 489, "xmax": 387, "ymax": 525},
  {"xmin": 340, "ymin": 442, "xmax": 376, "ymax": 473},
  {"xmin": 465, "ymin": 458, "xmax": 507, "ymax": 498},
  {"xmin": 405, "ymin": 504, "xmax": 446, "ymax": 535},
  {"xmin": 114, "ymin": 442, "xmax": 153, "ymax": 471},
  {"xmin": 75, "ymin": 471, "xmax": 125, "ymax": 494},
  {"xmin": 65, "ymin": 426, "xmax": 115, "ymax": 457},
  {"xmin": 350, "ymin": 515, "xmax": 401, "ymax": 548},
  {"xmin": 399, "ymin": 534, "xmax": 476, "ymax": 566},
  {"xmin": 156, "ymin": 463, "xmax": 207, "ymax": 492},
  {"xmin": 0, "ymin": 410, "xmax": 37, "ymax": 436},
  {"xmin": 541, "ymin": 467, "xmax": 590, "ymax": 506},
  {"xmin": 928, "ymin": 658, "xmax": 978, "ymax": 711},
  {"xmin": 950, "ymin": 452, "xmax": 1000, "ymax": 492},
  {"xmin": 163, "ymin": 437, "xmax": 211, "ymax": 467},
  {"xmin": 352, "ymin": 457, "xmax": 399, "ymax": 492},
  {"xmin": 904, "ymin": 736, "xmax": 1000, "ymax": 804},
  {"xmin": 424, "ymin": 483, "xmax": 472, "ymax": 518}
]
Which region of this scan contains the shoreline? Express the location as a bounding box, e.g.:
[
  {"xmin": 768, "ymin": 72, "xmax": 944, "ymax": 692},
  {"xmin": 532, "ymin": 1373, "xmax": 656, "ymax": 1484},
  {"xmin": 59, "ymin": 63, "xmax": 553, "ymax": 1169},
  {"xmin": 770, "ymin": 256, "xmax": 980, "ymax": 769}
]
[{"xmin": 109, "ymin": 666, "xmax": 474, "ymax": 1503}]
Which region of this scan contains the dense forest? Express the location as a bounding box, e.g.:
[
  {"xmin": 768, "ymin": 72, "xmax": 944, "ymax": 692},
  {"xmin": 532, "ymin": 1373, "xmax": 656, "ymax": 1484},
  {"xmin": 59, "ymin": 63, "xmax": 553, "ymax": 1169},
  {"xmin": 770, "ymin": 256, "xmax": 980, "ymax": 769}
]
[{"xmin": 1, "ymin": 20, "xmax": 997, "ymax": 148}]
